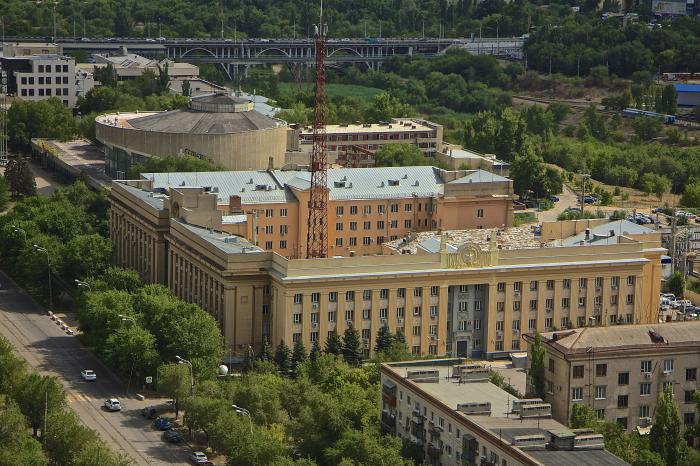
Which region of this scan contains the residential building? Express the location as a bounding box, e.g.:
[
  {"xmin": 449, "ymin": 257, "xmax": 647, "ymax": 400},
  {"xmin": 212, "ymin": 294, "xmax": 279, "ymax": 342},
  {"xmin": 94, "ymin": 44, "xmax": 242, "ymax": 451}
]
[
  {"xmin": 110, "ymin": 175, "xmax": 664, "ymax": 359},
  {"xmin": 523, "ymin": 322, "xmax": 700, "ymax": 433},
  {"xmin": 435, "ymin": 143, "xmax": 509, "ymax": 176},
  {"xmin": 380, "ymin": 359, "xmax": 629, "ymax": 466}
]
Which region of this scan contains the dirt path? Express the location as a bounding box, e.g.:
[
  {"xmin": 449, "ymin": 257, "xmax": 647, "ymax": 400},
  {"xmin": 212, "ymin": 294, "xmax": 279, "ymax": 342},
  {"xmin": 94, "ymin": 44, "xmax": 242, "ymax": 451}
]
[{"xmin": 538, "ymin": 185, "xmax": 578, "ymax": 223}]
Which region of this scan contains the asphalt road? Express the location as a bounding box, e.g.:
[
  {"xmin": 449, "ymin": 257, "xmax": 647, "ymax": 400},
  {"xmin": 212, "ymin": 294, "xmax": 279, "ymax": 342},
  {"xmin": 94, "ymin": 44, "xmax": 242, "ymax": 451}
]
[{"xmin": 0, "ymin": 270, "xmax": 192, "ymax": 465}]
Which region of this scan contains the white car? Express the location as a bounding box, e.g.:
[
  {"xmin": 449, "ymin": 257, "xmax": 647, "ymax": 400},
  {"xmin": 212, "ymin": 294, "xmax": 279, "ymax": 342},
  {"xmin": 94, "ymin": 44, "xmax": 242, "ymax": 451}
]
[
  {"xmin": 104, "ymin": 399, "xmax": 121, "ymax": 411},
  {"xmin": 81, "ymin": 369, "xmax": 96, "ymax": 381},
  {"xmin": 189, "ymin": 452, "xmax": 208, "ymax": 464}
]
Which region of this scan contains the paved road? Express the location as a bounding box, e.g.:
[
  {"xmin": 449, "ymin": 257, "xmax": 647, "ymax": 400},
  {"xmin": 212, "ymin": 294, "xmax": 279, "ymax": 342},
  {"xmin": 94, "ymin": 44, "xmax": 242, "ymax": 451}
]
[
  {"xmin": 538, "ymin": 185, "xmax": 579, "ymax": 223},
  {"xmin": 0, "ymin": 270, "xmax": 191, "ymax": 465}
]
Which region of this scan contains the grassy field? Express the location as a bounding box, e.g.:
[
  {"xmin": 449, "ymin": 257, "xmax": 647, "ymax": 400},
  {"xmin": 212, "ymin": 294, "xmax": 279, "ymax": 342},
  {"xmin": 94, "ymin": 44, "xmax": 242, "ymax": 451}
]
[{"xmin": 278, "ymin": 82, "xmax": 383, "ymax": 100}]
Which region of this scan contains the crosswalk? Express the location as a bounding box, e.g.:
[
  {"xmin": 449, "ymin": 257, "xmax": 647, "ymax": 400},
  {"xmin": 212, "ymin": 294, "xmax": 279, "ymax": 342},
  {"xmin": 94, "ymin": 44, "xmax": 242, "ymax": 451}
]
[{"xmin": 67, "ymin": 391, "xmax": 93, "ymax": 403}]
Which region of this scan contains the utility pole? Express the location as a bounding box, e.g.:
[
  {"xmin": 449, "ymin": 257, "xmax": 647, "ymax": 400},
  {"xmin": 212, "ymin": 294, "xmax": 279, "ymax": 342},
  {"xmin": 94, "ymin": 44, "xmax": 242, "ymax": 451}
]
[
  {"xmin": 670, "ymin": 207, "xmax": 677, "ymax": 273},
  {"xmin": 44, "ymin": 390, "xmax": 48, "ymax": 439}
]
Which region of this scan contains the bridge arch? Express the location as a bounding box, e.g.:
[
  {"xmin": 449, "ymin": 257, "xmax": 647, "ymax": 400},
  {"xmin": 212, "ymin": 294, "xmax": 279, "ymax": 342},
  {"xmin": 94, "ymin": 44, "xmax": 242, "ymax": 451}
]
[
  {"xmin": 254, "ymin": 47, "xmax": 292, "ymax": 58},
  {"xmin": 179, "ymin": 47, "xmax": 218, "ymax": 58},
  {"xmin": 327, "ymin": 47, "xmax": 364, "ymax": 58}
]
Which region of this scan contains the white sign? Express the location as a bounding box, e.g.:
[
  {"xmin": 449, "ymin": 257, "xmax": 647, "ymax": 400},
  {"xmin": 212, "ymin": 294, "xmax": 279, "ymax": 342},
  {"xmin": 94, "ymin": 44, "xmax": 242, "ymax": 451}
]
[{"xmin": 145, "ymin": 376, "xmax": 153, "ymax": 384}]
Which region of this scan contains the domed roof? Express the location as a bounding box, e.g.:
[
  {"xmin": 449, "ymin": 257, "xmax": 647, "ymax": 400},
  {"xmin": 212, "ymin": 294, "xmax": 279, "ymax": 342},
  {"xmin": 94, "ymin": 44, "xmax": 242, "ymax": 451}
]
[{"xmin": 189, "ymin": 93, "xmax": 254, "ymax": 113}]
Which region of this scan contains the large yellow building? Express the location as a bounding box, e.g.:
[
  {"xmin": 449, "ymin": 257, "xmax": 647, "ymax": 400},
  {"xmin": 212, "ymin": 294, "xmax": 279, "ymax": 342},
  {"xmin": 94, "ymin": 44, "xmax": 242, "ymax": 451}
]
[{"xmin": 110, "ymin": 170, "xmax": 664, "ymax": 360}]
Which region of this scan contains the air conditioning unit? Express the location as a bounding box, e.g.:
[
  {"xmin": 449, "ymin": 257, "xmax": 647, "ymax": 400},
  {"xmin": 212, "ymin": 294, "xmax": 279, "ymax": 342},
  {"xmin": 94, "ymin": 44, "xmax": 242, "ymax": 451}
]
[
  {"xmin": 663, "ymin": 370, "xmax": 673, "ymax": 377},
  {"xmin": 514, "ymin": 291, "xmax": 521, "ymax": 298},
  {"xmin": 312, "ymin": 302, "xmax": 319, "ymax": 310},
  {"xmin": 381, "ymin": 318, "xmax": 388, "ymax": 325},
  {"xmin": 346, "ymin": 319, "xmax": 353, "ymax": 325},
  {"xmin": 430, "ymin": 335, "xmax": 437, "ymax": 341},
  {"xmin": 638, "ymin": 417, "xmax": 653, "ymax": 428},
  {"xmin": 312, "ymin": 322, "xmax": 318, "ymax": 328},
  {"xmin": 398, "ymin": 318, "xmax": 404, "ymax": 324},
  {"xmin": 513, "ymin": 328, "xmax": 520, "ymax": 334},
  {"xmin": 643, "ymin": 372, "xmax": 652, "ymax": 380}
]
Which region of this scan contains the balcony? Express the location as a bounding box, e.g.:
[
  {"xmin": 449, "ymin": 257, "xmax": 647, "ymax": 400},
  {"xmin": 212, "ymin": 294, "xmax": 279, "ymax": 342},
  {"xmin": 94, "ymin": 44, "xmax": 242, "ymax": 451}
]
[
  {"xmin": 427, "ymin": 442, "xmax": 443, "ymax": 458},
  {"xmin": 380, "ymin": 410, "xmax": 397, "ymax": 435}
]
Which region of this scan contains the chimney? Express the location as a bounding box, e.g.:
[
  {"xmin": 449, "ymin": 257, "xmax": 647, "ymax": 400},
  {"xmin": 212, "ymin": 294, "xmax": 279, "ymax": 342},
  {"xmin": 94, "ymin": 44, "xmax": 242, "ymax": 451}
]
[
  {"xmin": 267, "ymin": 156, "xmax": 274, "ymax": 171},
  {"xmin": 609, "ymin": 229, "xmax": 615, "ymax": 237}
]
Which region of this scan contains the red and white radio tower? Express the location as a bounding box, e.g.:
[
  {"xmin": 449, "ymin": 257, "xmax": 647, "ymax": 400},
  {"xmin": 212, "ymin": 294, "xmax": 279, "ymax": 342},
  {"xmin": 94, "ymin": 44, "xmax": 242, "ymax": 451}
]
[{"xmin": 306, "ymin": 3, "xmax": 329, "ymax": 259}]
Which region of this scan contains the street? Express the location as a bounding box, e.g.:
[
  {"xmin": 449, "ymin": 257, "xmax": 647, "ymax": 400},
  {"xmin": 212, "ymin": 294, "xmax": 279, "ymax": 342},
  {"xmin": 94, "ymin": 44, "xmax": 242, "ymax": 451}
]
[{"xmin": 0, "ymin": 270, "xmax": 192, "ymax": 466}]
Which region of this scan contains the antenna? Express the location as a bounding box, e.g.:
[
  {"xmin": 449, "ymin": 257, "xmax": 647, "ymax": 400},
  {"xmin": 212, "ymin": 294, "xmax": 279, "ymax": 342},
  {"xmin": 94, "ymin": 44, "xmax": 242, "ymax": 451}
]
[{"xmin": 306, "ymin": 0, "xmax": 329, "ymax": 258}]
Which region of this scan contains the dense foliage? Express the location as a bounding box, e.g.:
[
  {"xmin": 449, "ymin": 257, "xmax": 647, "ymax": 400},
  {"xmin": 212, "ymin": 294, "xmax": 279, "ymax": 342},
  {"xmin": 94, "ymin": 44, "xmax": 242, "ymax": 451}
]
[
  {"xmin": 0, "ymin": 337, "xmax": 130, "ymax": 465},
  {"xmin": 127, "ymin": 154, "xmax": 221, "ymax": 178}
]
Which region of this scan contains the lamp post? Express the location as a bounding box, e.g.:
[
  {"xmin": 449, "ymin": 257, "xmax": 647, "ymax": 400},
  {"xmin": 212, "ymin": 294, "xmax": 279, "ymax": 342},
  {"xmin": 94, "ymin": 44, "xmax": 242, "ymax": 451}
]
[
  {"xmin": 118, "ymin": 315, "xmax": 137, "ymax": 394},
  {"xmin": 11, "ymin": 225, "xmax": 27, "ymax": 242},
  {"xmin": 175, "ymin": 355, "xmax": 194, "ymax": 396},
  {"xmin": 33, "ymin": 245, "xmax": 52, "ymax": 309},
  {"xmin": 74, "ymin": 279, "xmax": 91, "ymax": 291},
  {"xmin": 231, "ymin": 404, "xmax": 253, "ymax": 434}
]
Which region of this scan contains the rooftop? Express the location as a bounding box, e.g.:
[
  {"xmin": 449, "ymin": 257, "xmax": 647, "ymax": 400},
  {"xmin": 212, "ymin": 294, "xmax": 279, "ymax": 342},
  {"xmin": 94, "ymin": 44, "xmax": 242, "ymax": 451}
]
[
  {"xmin": 386, "ymin": 226, "xmax": 543, "ymax": 254},
  {"xmin": 530, "ymin": 321, "xmax": 700, "ymax": 355},
  {"xmin": 674, "ymin": 83, "xmax": 700, "ymax": 93},
  {"xmin": 141, "ymin": 167, "xmax": 510, "ymax": 204},
  {"xmin": 558, "ymin": 220, "xmax": 656, "ymax": 246},
  {"xmin": 300, "ymin": 118, "xmax": 435, "ymax": 135},
  {"xmin": 383, "ymin": 360, "xmax": 629, "ymax": 466}
]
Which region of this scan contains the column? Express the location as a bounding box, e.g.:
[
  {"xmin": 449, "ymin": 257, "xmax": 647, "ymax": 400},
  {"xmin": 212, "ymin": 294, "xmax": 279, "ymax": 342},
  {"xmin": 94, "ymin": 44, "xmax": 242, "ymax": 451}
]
[{"xmin": 438, "ymin": 285, "xmax": 449, "ymax": 355}]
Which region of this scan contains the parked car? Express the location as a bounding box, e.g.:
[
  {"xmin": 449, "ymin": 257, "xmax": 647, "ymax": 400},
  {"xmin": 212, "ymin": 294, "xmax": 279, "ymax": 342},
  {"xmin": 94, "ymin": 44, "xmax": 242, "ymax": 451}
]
[
  {"xmin": 549, "ymin": 195, "xmax": 560, "ymax": 202},
  {"xmin": 154, "ymin": 416, "xmax": 172, "ymax": 431},
  {"xmin": 81, "ymin": 369, "xmax": 97, "ymax": 381},
  {"xmin": 189, "ymin": 452, "xmax": 209, "ymax": 464},
  {"xmin": 104, "ymin": 399, "xmax": 121, "ymax": 411},
  {"xmin": 163, "ymin": 430, "xmax": 182, "ymax": 443},
  {"xmin": 141, "ymin": 406, "xmax": 158, "ymax": 419}
]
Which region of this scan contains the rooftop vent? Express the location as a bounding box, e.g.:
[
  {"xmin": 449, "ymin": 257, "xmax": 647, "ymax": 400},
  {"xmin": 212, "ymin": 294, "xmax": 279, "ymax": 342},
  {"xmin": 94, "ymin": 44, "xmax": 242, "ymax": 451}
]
[
  {"xmin": 223, "ymin": 236, "xmax": 240, "ymax": 244},
  {"xmin": 388, "ymin": 179, "xmax": 400, "ymax": 186},
  {"xmin": 402, "ymin": 174, "xmax": 408, "ymax": 179},
  {"xmin": 334, "ymin": 181, "xmax": 346, "ymax": 188},
  {"xmin": 379, "ymin": 181, "xmax": 385, "ymax": 188},
  {"xmin": 456, "ymin": 402, "xmax": 491, "ymax": 415},
  {"xmin": 406, "ymin": 369, "xmax": 439, "ymax": 383},
  {"xmin": 648, "ymin": 329, "xmax": 666, "ymax": 344}
]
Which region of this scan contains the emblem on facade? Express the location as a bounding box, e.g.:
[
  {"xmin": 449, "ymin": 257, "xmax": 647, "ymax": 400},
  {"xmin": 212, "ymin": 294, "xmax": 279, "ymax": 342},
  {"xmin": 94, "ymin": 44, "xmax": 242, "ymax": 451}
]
[{"xmin": 440, "ymin": 233, "xmax": 499, "ymax": 268}]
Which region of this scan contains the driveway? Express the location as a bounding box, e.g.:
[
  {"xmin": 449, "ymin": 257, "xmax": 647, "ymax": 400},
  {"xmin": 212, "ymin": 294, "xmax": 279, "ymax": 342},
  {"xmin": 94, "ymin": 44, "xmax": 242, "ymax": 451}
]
[{"xmin": 538, "ymin": 185, "xmax": 579, "ymax": 223}]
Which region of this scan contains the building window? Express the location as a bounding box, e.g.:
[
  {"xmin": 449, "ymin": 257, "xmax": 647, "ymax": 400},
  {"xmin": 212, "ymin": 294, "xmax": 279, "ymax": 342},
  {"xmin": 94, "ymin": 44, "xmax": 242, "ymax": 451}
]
[
  {"xmin": 429, "ymin": 306, "xmax": 438, "ymax": 317},
  {"xmin": 477, "ymin": 208, "xmax": 484, "ymax": 218},
  {"xmin": 414, "ymin": 287, "xmax": 422, "ymax": 297},
  {"xmin": 396, "ymin": 307, "xmax": 405, "ymax": 318},
  {"xmin": 311, "ymin": 292, "xmax": 320, "ymax": 303},
  {"xmin": 264, "ymin": 208, "xmax": 273, "ymax": 218},
  {"xmin": 404, "ymin": 203, "xmax": 412, "ymax": 212},
  {"xmin": 293, "ymin": 332, "xmax": 301, "ymax": 343},
  {"xmin": 530, "ymin": 299, "xmax": 537, "ymax": 311},
  {"xmin": 413, "ymin": 306, "xmax": 421, "ymax": 316},
  {"xmin": 594, "ymin": 296, "xmax": 602, "ymax": 306},
  {"xmin": 640, "ymin": 405, "xmax": 650, "ymax": 418},
  {"xmin": 264, "ymin": 225, "xmax": 273, "ymax": 234},
  {"xmin": 546, "ymin": 280, "xmax": 554, "ymax": 290},
  {"xmin": 548, "ymin": 358, "xmax": 555, "ymax": 373},
  {"xmin": 640, "ymin": 383, "xmax": 651, "ymax": 396},
  {"xmin": 512, "ymin": 320, "xmax": 520, "ymax": 330},
  {"xmin": 458, "ymin": 320, "xmax": 467, "ymax": 331},
  {"xmin": 627, "ymin": 275, "xmax": 635, "ymax": 285},
  {"xmin": 336, "ymin": 222, "xmax": 343, "ymax": 231},
  {"xmin": 663, "ymin": 359, "xmax": 674, "ymax": 373},
  {"xmin": 497, "ymin": 282, "xmax": 505, "ymax": 292},
  {"xmin": 404, "ymin": 219, "xmax": 412, "ymax": 228},
  {"xmin": 572, "ymin": 388, "xmax": 583, "ymax": 401},
  {"xmin": 380, "ymin": 289, "xmax": 388, "ymax": 299},
  {"xmin": 429, "ymin": 325, "xmax": 437, "ymax": 336},
  {"xmin": 350, "ymin": 205, "xmax": 358, "ymax": 215},
  {"xmin": 363, "ymin": 205, "xmax": 371, "ymax": 215},
  {"xmin": 617, "ymin": 418, "xmax": 628, "ymax": 429},
  {"xmin": 363, "ymin": 221, "xmax": 371, "ymax": 230},
  {"xmin": 349, "ymin": 237, "xmax": 357, "ymax": 246},
  {"xmin": 345, "ymin": 310, "xmax": 354, "ymax": 322},
  {"xmin": 496, "ymin": 301, "xmax": 504, "ymax": 312},
  {"xmin": 573, "ymin": 365, "xmax": 584, "ymax": 378},
  {"xmin": 513, "ymin": 301, "xmax": 521, "ymax": 311},
  {"xmin": 562, "ymin": 297, "xmax": 570, "ymax": 308},
  {"xmin": 684, "ymin": 413, "xmax": 696, "ymax": 426},
  {"xmin": 380, "ymin": 308, "xmax": 388, "ymax": 319},
  {"xmin": 336, "ymin": 206, "xmax": 344, "ymax": 216},
  {"xmin": 685, "ymin": 390, "xmax": 696, "ymax": 403},
  {"xmin": 377, "ymin": 220, "xmax": 384, "ymax": 230},
  {"xmin": 474, "ymin": 300, "xmax": 482, "ymax": 311},
  {"xmin": 495, "ymin": 341, "xmax": 503, "ymax": 351},
  {"xmin": 328, "ymin": 311, "xmax": 336, "ymax": 322},
  {"xmin": 610, "ymin": 295, "xmax": 618, "ymax": 305},
  {"xmin": 279, "ymin": 240, "xmax": 287, "ymax": 249},
  {"xmin": 561, "ymin": 317, "xmax": 570, "ymax": 328},
  {"xmin": 578, "ymin": 297, "xmax": 586, "ymax": 307},
  {"xmin": 361, "ymin": 329, "xmax": 371, "ymax": 340},
  {"xmin": 545, "ymin": 298, "xmax": 553, "ymax": 310},
  {"xmin": 563, "ymin": 279, "xmax": 571, "ymax": 289},
  {"xmin": 389, "ymin": 220, "xmax": 398, "ymax": 229},
  {"xmin": 293, "ymin": 313, "xmax": 302, "ymax": 324},
  {"xmin": 663, "ymin": 381, "xmax": 673, "ymax": 393},
  {"xmin": 346, "ymin": 291, "xmax": 355, "ymax": 301},
  {"xmin": 511, "ymin": 340, "xmax": 520, "ymax": 350},
  {"xmin": 686, "ymin": 368, "xmax": 697, "ymax": 381},
  {"xmin": 376, "ymin": 235, "xmax": 384, "ymax": 244},
  {"xmin": 349, "ymin": 222, "xmax": 357, "ymax": 231},
  {"xmin": 595, "ymin": 386, "xmax": 606, "ymax": 400},
  {"xmin": 626, "ymin": 294, "xmax": 634, "ymax": 305},
  {"xmin": 412, "ymin": 325, "xmax": 421, "ymax": 336},
  {"xmin": 595, "ymin": 277, "xmax": 603, "ymax": 289},
  {"xmin": 361, "ymin": 290, "xmax": 371, "ymax": 301},
  {"xmin": 544, "ymin": 317, "xmax": 553, "ymax": 328},
  {"xmin": 335, "ymin": 238, "xmax": 343, "ymax": 247},
  {"xmin": 397, "ymin": 288, "xmax": 406, "ymax": 298},
  {"xmin": 390, "ymin": 203, "xmax": 398, "ymax": 213},
  {"xmin": 617, "ymin": 395, "xmax": 628, "ymax": 408},
  {"xmin": 530, "ymin": 280, "xmax": 538, "ymax": 291},
  {"xmin": 579, "ymin": 278, "xmax": 587, "ymax": 288},
  {"xmin": 577, "ymin": 316, "xmax": 586, "ymax": 327},
  {"xmin": 618, "ymin": 372, "xmax": 629, "ymax": 385},
  {"xmin": 474, "ymin": 319, "xmax": 481, "ymax": 330},
  {"xmin": 528, "ymin": 319, "xmax": 536, "ymax": 329},
  {"xmin": 514, "ymin": 282, "xmax": 522, "ymax": 292},
  {"xmin": 496, "ymin": 321, "xmax": 504, "ymax": 331},
  {"xmin": 294, "ymin": 293, "xmax": 303, "ymax": 304},
  {"xmin": 641, "ymin": 360, "xmax": 651, "ymax": 373},
  {"xmin": 596, "ymin": 364, "xmax": 607, "ymax": 377},
  {"xmin": 311, "ymin": 312, "xmax": 319, "ymax": 323},
  {"xmin": 378, "ymin": 205, "xmax": 385, "ymax": 214},
  {"xmin": 329, "ymin": 292, "xmax": 337, "ymax": 302}
]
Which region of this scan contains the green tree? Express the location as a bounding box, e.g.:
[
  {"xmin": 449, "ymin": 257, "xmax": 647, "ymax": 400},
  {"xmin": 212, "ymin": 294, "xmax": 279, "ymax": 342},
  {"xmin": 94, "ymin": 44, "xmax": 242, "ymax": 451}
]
[
  {"xmin": 157, "ymin": 63, "xmax": 170, "ymax": 94},
  {"xmin": 660, "ymin": 84, "xmax": 677, "ymax": 115},
  {"xmin": 93, "ymin": 63, "xmax": 117, "ymax": 87},
  {"xmin": 183, "ymin": 395, "xmax": 228, "ymax": 445},
  {"xmin": 162, "ymin": 306, "xmax": 224, "ymax": 377},
  {"xmin": 157, "ymin": 363, "xmax": 191, "ymax": 418},
  {"xmin": 324, "ymin": 428, "xmax": 413, "ymax": 466},
  {"xmin": 529, "ymin": 332, "xmax": 545, "ymax": 398},
  {"xmin": 324, "ymin": 330, "xmax": 342, "ymax": 356},
  {"xmin": 373, "ymin": 143, "xmax": 432, "ymax": 167},
  {"xmin": 0, "ymin": 175, "xmax": 10, "ymax": 211},
  {"xmin": 14, "ymin": 373, "xmax": 67, "ymax": 437},
  {"xmin": 309, "ymin": 340, "xmax": 321, "ymax": 362},
  {"xmin": 640, "ymin": 173, "xmax": 670, "ymax": 200},
  {"xmin": 570, "ymin": 403, "xmax": 597, "ymax": 428},
  {"xmin": 650, "ymin": 387, "xmax": 685, "ymax": 466},
  {"xmin": 7, "ymin": 99, "xmax": 76, "ymax": 151},
  {"xmin": 258, "ymin": 338, "xmax": 274, "ymax": 362},
  {"xmin": 0, "ymin": 395, "xmax": 47, "ymax": 466},
  {"xmin": 0, "ymin": 338, "xmax": 26, "ymax": 395},
  {"xmin": 61, "ymin": 234, "xmax": 112, "ymax": 282},
  {"xmin": 181, "ymin": 79, "xmax": 191, "ymax": 97},
  {"xmin": 374, "ymin": 323, "xmax": 393, "ymax": 354},
  {"xmin": 291, "ymin": 340, "xmax": 308, "ymax": 373},
  {"xmin": 127, "ymin": 155, "xmax": 220, "ymax": 179},
  {"xmin": 103, "ymin": 325, "xmax": 160, "ymax": 378},
  {"xmin": 342, "ymin": 326, "xmax": 363, "ymax": 367},
  {"xmin": 680, "ymin": 182, "xmax": 700, "ymax": 208},
  {"xmin": 666, "ymin": 271, "xmax": 685, "ymax": 298},
  {"xmin": 364, "ymin": 92, "xmax": 413, "ymax": 122},
  {"xmin": 4, "ymin": 158, "xmax": 36, "ymax": 197},
  {"xmin": 509, "ymin": 142, "xmax": 546, "ymax": 197},
  {"xmin": 99, "ymin": 267, "xmax": 143, "ymax": 292},
  {"xmin": 633, "ymin": 116, "xmax": 663, "ymax": 141},
  {"xmin": 274, "ymin": 340, "xmax": 292, "ymax": 374},
  {"xmin": 43, "ymin": 410, "xmax": 94, "ymax": 466}
]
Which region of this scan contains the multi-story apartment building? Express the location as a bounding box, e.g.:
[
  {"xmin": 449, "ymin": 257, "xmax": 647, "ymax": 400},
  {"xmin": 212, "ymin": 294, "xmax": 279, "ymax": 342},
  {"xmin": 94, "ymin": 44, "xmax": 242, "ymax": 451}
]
[
  {"xmin": 135, "ymin": 166, "xmax": 515, "ymax": 258},
  {"xmin": 380, "ymin": 359, "xmax": 629, "ymax": 466},
  {"xmin": 523, "ymin": 322, "xmax": 700, "ymax": 433},
  {"xmin": 110, "ymin": 175, "xmax": 664, "ymax": 359},
  {"xmin": 0, "ymin": 43, "xmax": 79, "ymax": 107}
]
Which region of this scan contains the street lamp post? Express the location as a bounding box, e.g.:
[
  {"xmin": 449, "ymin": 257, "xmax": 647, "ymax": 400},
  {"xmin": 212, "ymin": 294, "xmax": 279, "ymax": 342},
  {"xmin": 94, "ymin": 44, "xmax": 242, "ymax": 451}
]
[
  {"xmin": 118, "ymin": 315, "xmax": 137, "ymax": 394},
  {"xmin": 175, "ymin": 355, "xmax": 194, "ymax": 396},
  {"xmin": 231, "ymin": 404, "xmax": 253, "ymax": 434},
  {"xmin": 33, "ymin": 245, "xmax": 52, "ymax": 309},
  {"xmin": 11, "ymin": 225, "xmax": 26, "ymax": 242},
  {"xmin": 74, "ymin": 279, "xmax": 91, "ymax": 291}
]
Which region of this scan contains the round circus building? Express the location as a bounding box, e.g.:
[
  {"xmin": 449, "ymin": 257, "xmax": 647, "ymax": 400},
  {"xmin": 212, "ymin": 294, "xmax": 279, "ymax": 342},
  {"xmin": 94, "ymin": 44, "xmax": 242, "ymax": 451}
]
[{"xmin": 95, "ymin": 93, "xmax": 288, "ymax": 178}]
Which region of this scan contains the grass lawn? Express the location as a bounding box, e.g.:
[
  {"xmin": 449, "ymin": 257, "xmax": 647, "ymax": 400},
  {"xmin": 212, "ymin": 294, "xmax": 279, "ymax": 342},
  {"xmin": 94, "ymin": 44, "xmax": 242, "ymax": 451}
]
[{"xmin": 278, "ymin": 82, "xmax": 383, "ymax": 100}]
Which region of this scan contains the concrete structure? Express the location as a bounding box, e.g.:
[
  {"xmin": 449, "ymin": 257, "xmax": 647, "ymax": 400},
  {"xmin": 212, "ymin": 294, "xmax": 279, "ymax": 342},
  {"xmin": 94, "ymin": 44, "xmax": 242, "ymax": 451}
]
[
  {"xmin": 95, "ymin": 93, "xmax": 287, "ymax": 177},
  {"xmin": 91, "ymin": 49, "xmax": 199, "ymax": 82},
  {"xmin": 380, "ymin": 359, "xmax": 628, "ymax": 466},
  {"xmin": 0, "ymin": 43, "xmax": 78, "ymax": 107},
  {"xmin": 110, "ymin": 175, "xmax": 664, "ymax": 360},
  {"xmin": 523, "ymin": 322, "xmax": 700, "ymax": 434},
  {"xmin": 125, "ymin": 166, "xmax": 515, "ymax": 258},
  {"xmin": 674, "ymin": 83, "xmax": 700, "ymax": 108},
  {"xmin": 435, "ymin": 143, "xmax": 509, "ymax": 175},
  {"xmin": 169, "ymin": 77, "xmax": 226, "ymax": 97},
  {"xmin": 652, "ymin": 0, "xmax": 696, "ymax": 15}
]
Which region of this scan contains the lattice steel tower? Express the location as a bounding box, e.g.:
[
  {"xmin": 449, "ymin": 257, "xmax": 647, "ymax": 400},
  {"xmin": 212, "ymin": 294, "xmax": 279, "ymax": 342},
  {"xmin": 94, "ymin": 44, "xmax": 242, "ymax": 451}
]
[{"xmin": 306, "ymin": 3, "xmax": 329, "ymax": 259}]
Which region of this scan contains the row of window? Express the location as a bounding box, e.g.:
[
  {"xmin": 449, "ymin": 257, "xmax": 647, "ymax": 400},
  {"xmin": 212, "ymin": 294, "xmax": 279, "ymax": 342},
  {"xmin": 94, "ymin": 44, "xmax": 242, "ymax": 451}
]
[
  {"xmin": 501, "ymin": 276, "xmax": 635, "ymax": 292},
  {"xmin": 37, "ymin": 64, "xmax": 69, "ymax": 73},
  {"xmin": 323, "ymin": 131, "xmax": 433, "ymax": 142},
  {"xmin": 20, "ymin": 75, "xmax": 70, "ymax": 85},
  {"xmin": 572, "ymin": 363, "xmax": 695, "ymax": 379},
  {"xmin": 497, "ymin": 294, "xmax": 635, "ymax": 312},
  {"xmin": 293, "ymin": 287, "xmax": 442, "ymax": 304},
  {"xmin": 293, "ymin": 306, "xmax": 441, "ymax": 323},
  {"xmin": 20, "ymin": 87, "xmax": 71, "ymax": 97}
]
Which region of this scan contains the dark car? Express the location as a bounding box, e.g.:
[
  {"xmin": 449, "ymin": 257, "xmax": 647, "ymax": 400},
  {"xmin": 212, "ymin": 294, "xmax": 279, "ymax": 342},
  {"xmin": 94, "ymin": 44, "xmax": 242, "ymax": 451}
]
[
  {"xmin": 163, "ymin": 430, "xmax": 182, "ymax": 443},
  {"xmin": 141, "ymin": 407, "xmax": 157, "ymax": 419},
  {"xmin": 154, "ymin": 416, "xmax": 172, "ymax": 430}
]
